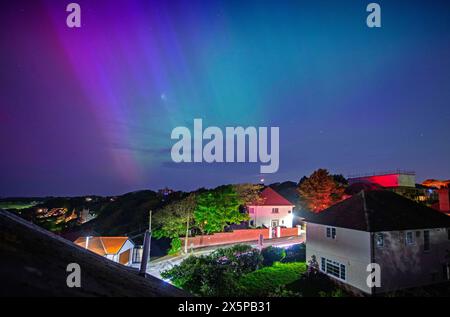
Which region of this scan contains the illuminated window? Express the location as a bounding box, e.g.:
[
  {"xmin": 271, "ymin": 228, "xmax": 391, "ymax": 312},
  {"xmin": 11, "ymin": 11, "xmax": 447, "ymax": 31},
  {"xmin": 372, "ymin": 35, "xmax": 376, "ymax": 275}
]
[{"xmin": 424, "ymin": 230, "xmax": 430, "ymax": 251}]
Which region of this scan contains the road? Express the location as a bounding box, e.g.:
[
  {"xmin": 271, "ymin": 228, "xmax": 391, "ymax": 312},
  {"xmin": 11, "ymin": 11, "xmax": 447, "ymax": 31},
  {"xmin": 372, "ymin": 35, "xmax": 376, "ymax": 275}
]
[{"xmin": 137, "ymin": 234, "xmax": 305, "ymax": 279}]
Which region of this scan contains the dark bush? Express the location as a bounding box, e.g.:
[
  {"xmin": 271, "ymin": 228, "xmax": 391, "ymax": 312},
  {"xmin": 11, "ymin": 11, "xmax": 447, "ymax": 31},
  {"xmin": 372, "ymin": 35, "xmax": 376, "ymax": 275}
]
[
  {"xmin": 261, "ymin": 246, "xmax": 286, "ymax": 266},
  {"xmin": 285, "ymin": 267, "xmax": 347, "ymax": 297},
  {"xmin": 282, "ymin": 244, "xmax": 306, "ymax": 263},
  {"xmin": 161, "ymin": 245, "xmax": 262, "ymax": 296}
]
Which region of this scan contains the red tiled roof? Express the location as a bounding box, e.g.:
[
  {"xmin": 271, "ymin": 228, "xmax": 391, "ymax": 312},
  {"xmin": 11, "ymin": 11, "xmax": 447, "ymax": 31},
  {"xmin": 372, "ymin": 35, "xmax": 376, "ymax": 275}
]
[
  {"xmin": 251, "ymin": 187, "xmax": 294, "ymax": 206},
  {"xmin": 74, "ymin": 237, "xmax": 130, "ymax": 256}
]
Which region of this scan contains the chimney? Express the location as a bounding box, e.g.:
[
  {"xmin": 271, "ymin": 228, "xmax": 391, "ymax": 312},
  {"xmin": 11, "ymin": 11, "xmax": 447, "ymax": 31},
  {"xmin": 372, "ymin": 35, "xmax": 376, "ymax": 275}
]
[{"xmin": 438, "ymin": 188, "xmax": 450, "ymax": 213}]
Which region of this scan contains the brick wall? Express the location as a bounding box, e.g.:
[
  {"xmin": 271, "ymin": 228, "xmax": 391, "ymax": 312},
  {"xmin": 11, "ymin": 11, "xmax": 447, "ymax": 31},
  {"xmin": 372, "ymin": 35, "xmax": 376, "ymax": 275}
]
[
  {"xmin": 181, "ymin": 227, "xmax": 300, "ymax": 249},
  {"xmin": 280, "ymin": 227, "xmax": 299, "ymax": 237}
]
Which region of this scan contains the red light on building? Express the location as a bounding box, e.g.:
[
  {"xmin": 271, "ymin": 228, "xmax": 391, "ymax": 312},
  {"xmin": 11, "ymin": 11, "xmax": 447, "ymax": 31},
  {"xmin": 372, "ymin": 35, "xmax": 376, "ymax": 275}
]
[
  {"xmin": 363, "ymin": 174, "xmax": 399, "ymax": 187},
  {"xmin": 348, "ymin": 171, "xmax": 416, "ymax": 188}
]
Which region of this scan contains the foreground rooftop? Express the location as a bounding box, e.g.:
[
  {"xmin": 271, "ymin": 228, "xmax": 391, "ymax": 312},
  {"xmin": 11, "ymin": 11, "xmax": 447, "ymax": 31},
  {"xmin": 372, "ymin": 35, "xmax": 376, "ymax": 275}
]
[{"xmin": 0, "ymin": 210, "xmax": 188, "ymax": 297}]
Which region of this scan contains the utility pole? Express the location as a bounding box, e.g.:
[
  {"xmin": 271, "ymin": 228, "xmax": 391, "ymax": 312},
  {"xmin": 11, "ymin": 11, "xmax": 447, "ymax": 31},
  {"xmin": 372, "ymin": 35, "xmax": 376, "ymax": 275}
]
[
  {"xmin": 139, "ymin": 210, "xmax": 152, "ymax": 276},
  {"xmin": 184, "ymin": 213, "xmax": 189, "ymax": 254}
]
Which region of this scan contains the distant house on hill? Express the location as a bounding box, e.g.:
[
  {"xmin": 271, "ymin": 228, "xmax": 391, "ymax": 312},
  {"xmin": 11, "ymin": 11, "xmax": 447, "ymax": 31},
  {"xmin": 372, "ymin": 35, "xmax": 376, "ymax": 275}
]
[
  {"xmin": 347, "ymin": 170, "xmax": 439, "ymax": 205},
  {"xmin": 74, "ymin": 236, "xmax": 135, "ymax": 266},
  {"xmin": 305, "ymin": 190, "xmax": 450, "ymax": 295},
  {"xmin": 247, "ymin": 187, "xmax": 295, "ymax": 228},
  {"xmin": 79, "ymin": 208, "xmax": 97, "ymax": 224},
  {"xmin": 432, "ymin": 188, "xmax": 450, "ymax": 216}
]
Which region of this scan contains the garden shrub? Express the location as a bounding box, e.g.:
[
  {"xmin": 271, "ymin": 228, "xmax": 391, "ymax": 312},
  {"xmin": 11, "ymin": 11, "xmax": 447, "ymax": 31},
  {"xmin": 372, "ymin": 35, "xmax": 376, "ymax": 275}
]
[
  {"xmin": 282, "ymin": 244, "xmax": 306, "ymax": 263},
  {"xmin": 285, "ymin": 267, "xmax": 347, "ymax": 297},
  {"xmin": 238, "ymin": 262, "xmax": 307, "ymax": 296},
  {"xmin": 161, "ymin": 245, "xmax": 262, "ymax": 296},
  {"xmin": 168, "ymin": 237, "xmax": 182, "ymax": 255},
  {"xmin": 261, "ymin": 246, "xmax": 286, "ymax": 266}
]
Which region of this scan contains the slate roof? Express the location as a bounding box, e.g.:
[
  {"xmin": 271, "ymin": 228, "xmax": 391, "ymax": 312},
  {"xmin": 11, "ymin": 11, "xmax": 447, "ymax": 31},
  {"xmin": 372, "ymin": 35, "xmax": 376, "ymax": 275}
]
[
  {"xmin": 304, "ymin": 190, "xmax": 450, "ymax": 232},
  {"xmin": 0, "ymin": 210, "xmax": 189, "ymax": 297}
]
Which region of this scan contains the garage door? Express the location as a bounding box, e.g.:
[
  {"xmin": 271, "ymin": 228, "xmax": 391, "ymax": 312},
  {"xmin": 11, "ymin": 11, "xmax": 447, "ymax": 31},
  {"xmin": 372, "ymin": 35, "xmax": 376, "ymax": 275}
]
[{"xmin": 119, "ymin": 249, "xmax": 131, "ymax": 265}]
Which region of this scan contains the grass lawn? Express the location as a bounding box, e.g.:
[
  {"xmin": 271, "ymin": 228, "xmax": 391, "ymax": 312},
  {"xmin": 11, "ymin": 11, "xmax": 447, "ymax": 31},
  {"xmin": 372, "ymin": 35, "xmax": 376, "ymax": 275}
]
[{"xmin": 239, "ymin": 262, "xmax": 307, "ymax": 296}]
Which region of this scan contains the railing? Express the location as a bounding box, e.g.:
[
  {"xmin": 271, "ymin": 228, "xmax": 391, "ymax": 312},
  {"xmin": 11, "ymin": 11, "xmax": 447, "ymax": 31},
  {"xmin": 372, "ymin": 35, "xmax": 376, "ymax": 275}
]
[{"xmin": 348, "ymin": 169, "xmax": 415, "ymax": 179}]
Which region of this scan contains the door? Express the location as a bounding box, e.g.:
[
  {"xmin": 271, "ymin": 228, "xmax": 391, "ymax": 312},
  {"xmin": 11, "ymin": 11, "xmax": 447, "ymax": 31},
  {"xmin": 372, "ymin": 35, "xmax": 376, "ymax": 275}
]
[{"xmin": 271, "ymin": 220, "xmax": 278, "ymax": 238}]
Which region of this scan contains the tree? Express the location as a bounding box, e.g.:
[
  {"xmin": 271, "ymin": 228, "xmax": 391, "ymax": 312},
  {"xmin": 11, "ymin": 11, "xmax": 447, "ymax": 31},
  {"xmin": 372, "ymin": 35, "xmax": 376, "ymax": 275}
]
[
  {"xmin": 153, "ymin": 194, "xmax": 197, "ymax": 243},
  {"xmin": 234, "ymin": 183, "xmax": 264, "ymax": 206},
  {"xmin": 332, "ymin": 174, "xmax": 348, "ymax": 186},
  {"xmin": 298, "ymin": 169, "xmax": 345, "ymax": 213},
  {"xmin": 194, "ymin": 185, "xmax": 249, "ymax": 234}
]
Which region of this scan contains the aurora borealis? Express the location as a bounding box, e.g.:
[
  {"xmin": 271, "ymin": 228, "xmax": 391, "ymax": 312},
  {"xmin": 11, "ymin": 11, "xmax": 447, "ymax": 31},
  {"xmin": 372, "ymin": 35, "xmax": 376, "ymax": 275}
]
[{"xmin": 1, "ymin": 0, "xmax": 450, "ymax": 196}]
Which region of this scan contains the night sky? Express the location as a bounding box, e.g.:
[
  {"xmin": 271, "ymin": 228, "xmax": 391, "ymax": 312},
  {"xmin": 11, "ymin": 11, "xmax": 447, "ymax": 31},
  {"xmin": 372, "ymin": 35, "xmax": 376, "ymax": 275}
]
[{"xmin": 1, "ymin": 0, "xmax": 450, "ymax": 197}]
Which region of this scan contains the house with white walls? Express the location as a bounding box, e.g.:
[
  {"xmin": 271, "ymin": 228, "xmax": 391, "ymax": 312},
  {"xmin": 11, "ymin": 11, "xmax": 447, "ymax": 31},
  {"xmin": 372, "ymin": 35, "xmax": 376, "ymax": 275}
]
[
  {"xmin": 74, "ymin": 236, "xmax": 135, "ymax": 266},
  {"xmin": 305, "ymin": 190, "xmax": 450, "ymax": 295},
  {"xmin": 247, "ymin": 187, "xmax": 295, "ymax": 229}
]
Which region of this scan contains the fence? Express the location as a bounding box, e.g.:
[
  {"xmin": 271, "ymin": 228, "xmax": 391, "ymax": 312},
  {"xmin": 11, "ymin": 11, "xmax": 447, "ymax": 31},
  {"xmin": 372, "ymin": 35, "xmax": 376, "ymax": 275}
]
[{"xmin": 181, "ymin": 226, "xmax": 302, "ymax": 249}]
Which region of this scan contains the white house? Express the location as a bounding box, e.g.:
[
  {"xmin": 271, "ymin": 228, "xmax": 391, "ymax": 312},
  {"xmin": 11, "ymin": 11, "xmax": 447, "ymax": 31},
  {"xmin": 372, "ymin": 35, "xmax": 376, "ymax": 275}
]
[
  {"xmin": 305, "ymin": 190, "xmax": 450, "ymax": 295},
  {"xmin": 74, "ymin": 236, "xmax": 135, "ymax": 266},
  {"xmin": 247, "ymin": 187, "xmax": 295, "ymax": 228}
]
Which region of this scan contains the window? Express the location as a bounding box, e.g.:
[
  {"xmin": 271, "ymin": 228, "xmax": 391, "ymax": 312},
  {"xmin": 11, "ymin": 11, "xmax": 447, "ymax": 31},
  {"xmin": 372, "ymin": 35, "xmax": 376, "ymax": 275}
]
[
  {"xmin": 405, "ymin": 231, "xmax": 414, "ymax": 245},
  {"xmin": 326, "ymin": 227, "xmax": 336, "ymax": 239},
  {"xmin": 423, "ymin": 230, "xmax": 430, "ymax": 251},
  {"xmin": 326, "ymin": 261, "xmax": 340, "ymax": 278},
  {"xmin": 376, "ymin": 233, "xmax": 384, "ymax": 247},
  {"xmin": 250, "ymin": 220, "xmax": 254, "ymax": 226},
  {"xmin": 249, "ymin": 208, "xmax": 255, "ymax": 214},
  {"xmin": 340, "ymin": 264, "xmax": 346, "ymax": 280},
  {"xmin": 320, "ymin": 257, "xmax": 346, "ymax": 281},
  {"xmin": 132, "ymin": 247, "xmax": 142, "ymax": 263},
  {"xmin": 272, "ymin": 208, "xmax": 279, "ymax": 214}
]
